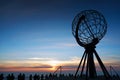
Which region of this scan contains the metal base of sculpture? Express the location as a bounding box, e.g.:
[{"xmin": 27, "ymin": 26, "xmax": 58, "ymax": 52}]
[{"xmin": 74, "ymin": 46, "xmax": 111, "ymax": 80}]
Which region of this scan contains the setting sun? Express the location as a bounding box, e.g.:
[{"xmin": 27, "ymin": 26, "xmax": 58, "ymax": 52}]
[
  {"xmin": 48, "ymin": 60, "xmax": 62, "ymax": 71},
  {"xmin": 49, "ymin": 60, "xmax": 60, "ymax": 66}
]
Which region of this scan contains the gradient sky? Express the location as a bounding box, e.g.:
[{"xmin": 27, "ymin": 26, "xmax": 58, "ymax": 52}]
[{"xmin": 0, "ymin": 0, "xmax": 120, "ymax": 74}]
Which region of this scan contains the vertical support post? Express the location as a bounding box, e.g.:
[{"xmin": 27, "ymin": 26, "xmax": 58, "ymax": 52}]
[
  {"xmin": 74, "ymin": 48, "xmax": 111, "ymax": 80},
  {"xmin": 74, "ymin": 51, "xmax": 86, "ymax": 79},
  {"xmin": 86, "ymin": 54, "xmax": 89, "ymax": 80},
  {"xmin": 94, "ymin": 49, "xmax": 111, "ymax": 79},
  {"xmin": 60, "ymin": 66, "xmax": 62, "ymax": 76},
  {"xmin": 88, "ymin": 52, "xmax": 97, "ymax": 78},
  {"xmin": 80, "ymin": 52, "xmax": 87, "ymax": 77}
]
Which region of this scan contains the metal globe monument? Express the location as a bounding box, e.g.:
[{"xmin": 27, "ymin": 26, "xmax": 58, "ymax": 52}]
[
  {"xmin": 72, "ymin": 10, "xmax": 111, "ymax": 79},
  {"xmin": 72, "ymin": 10, "xmax": 107, "ymax": 47}
]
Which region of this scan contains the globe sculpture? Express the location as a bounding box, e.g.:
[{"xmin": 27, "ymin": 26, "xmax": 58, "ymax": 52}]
[{"xmin": 72, "ymin": 10, "xmax": 111, "ymax": 79}]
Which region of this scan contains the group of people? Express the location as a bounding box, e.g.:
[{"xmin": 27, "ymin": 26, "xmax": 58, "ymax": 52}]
[
  {"xmin": 29, "ymin": 74, "xmax": 45, "ymax": 80},
  {"xmin": 6, "ymin": 73, "xmax": 15, "ymax": 80},
  {"xmin": 0, "ymin": 73, "xmax": 75, "ymax": 80},
  {"xmin": 1, "ymin": 73, "xmax": 120, "ymax": 80}
]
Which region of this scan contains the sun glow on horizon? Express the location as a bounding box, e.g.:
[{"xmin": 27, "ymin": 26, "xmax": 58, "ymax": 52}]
[
  {"xmin": 0, "ymin": 57, "xmax": 120, "ymax": 72},
  {"xmin": 47, "ymin": 60, "xmax": 62, "ymax": 71},
  {"xmin": 49, "ymin": 60, "xmax": 61, "ymax": 66}
]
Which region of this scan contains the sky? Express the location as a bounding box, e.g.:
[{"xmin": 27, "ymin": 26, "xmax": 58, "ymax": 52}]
[{"xmin": 0, "ymin": 0, "xmax": 120, "ymax": 75}]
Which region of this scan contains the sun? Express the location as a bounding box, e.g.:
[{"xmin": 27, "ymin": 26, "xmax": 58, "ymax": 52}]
[
  {"xmin": 48, "ymin": 60, "xmax": 61, "ymax": 71},
  {"xmin": 49, "ymin": 60, "xmax": 60, "ymax": 66}
]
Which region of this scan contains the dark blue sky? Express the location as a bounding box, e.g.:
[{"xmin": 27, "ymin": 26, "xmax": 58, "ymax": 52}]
[{"xmin": 0, "ymin": 0, "xmax": 120, "ymax": 72}]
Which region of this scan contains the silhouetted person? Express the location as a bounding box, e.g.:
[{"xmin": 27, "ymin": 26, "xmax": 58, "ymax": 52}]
[
  {"xmin": 22, "ymin": 74, "xmax": 25, "ymax": 80},
  {"xmin": 11, "ymin": 73, "xmax": 15, "ymax": 80},
  {"xmin": 7, "ymin": 73, "xmax": 15, "ymax": 80},
  {"xmin": 48, "ymin": 73, "xmax": 53, "ymax": 80},
  {"xmin": 18, "ymin": 73, "xmax": 25, "ymax": 80},
  {"xmin": 41, "ymin": 74, "xmax": 44, "ymax": 80},
  {"xmin": 0, "ymin": 74, "xmax": 4, "ymax": 80},
  {"xmin": 7, "ymin": 74, "xmax": 10, "ymax": 80},
  {"xmin": 18, "ymin": 73, "xmax": 22, "ymax": 80},
  {"xmin": 29, "ymin": 74, "xmax": 32, "ymax": 80},
  {"xmin": 33, "ymin": 74, "xmax": 37, "ymax": 80},
  {"xmin": 37, "ymin": 75, "xmax": 40, "ymax": 80},
  {"xmin": 45, "ymin": 74, "xmax": 48, "ymax": 80}
]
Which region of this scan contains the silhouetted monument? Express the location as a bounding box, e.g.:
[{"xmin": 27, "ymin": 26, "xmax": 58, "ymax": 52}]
[
  {"xmin": 53, "ymin": 66, "xmax": 62, "ymax": 75},
  {"xmin": 72, "ymin": 10, "xmax": 111, "ymax": 80}
]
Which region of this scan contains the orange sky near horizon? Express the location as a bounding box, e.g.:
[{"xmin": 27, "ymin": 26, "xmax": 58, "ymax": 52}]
[{"xmin": 0, "ymin": 57, "xmax": 120, "ymax": 73}]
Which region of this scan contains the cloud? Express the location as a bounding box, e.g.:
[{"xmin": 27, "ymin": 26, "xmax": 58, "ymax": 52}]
[
  {"xmin": 0, "ymin": 56, "xmax": 78, "ymax": 72},
  {"xmin": 27, "ymin": 57, "xmax": 53, "ymax": 61},
  {"xmin": 25, "ymin": 42, "xmax": 78, "ymax": 51},
  {"xmin": 31, "ymin": 65, "xmax": 52, "ymax": 68},
  {"xmin": 57, "ymin": 43, "xmax": 78, "ymax": 47},
  {"xmin": 70, "ymin": 56, "xmax": 81, "ymax": 61},
  {"xmin": 0, "ymin": 56, "xmax": 120, "ymax": 72}
]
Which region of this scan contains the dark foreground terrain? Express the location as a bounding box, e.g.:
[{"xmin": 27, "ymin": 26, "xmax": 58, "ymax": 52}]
[{"xmin": 0, "ymin": 73, "xmax": 120, "ymax": 80}]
